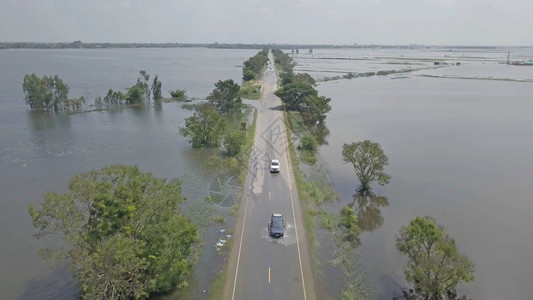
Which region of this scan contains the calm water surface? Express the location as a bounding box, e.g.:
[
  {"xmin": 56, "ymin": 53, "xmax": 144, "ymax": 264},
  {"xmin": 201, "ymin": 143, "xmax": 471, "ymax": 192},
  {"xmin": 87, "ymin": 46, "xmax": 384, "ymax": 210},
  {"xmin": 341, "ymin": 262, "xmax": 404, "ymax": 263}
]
[
  {"xmin": 0, "ymin": 48, "xmax": 257, "ymax": 299},
  {"xmin": 2, "ymin": 47, "xmax": 533, "ymax": 299},
  {"xmin": 294, "ymin": 48, "xmax": 533, "ymax": 299}
]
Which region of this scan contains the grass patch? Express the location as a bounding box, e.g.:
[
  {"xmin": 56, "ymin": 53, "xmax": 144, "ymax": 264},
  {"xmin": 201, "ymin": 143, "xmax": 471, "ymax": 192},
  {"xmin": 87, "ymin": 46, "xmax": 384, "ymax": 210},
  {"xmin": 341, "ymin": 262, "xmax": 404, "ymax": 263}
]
[
  {"xmin": 239, "ymin": 80, "xmax": 262, "ymax": 99},
  {"xmin": 239, "ymin": 109, "xmax": 257, "ymax": 185},
  {"xmin": 212, "ymin": 215, "xmax": 226, "ymax": 224},
  {"xmin": 283, "ymin": 112, "xmax": 318, "ymax": 258}
]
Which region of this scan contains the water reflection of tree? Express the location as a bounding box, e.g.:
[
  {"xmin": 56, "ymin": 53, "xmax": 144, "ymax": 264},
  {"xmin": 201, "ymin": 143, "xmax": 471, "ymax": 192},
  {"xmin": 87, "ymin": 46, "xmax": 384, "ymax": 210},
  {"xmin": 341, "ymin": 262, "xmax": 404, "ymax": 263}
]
[
  {"xmin": 350, "ymin": 190, "xmax": 389, "ymax": 232},
  {"xmin": 312, "ymin": 123, "xmax": 330, "ymax": 146},
  {"xmin": 289, "ymin": 116, "xmax": 330, "ymax": 146}
]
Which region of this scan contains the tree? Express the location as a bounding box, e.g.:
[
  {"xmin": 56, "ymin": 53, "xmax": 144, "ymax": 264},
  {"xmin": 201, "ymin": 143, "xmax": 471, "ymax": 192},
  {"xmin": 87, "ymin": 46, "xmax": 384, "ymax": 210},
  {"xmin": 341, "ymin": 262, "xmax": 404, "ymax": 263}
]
[
  {"xmin": 396, "ymin": 217, "xmax": 474, "ymax": 300},
  {"xmin": 279, "ymin": 71, "xmax": 295, "ymax": 86},
  {"xmin": 137, "ymin": 70, "xmax": 151, "ymax": 102},
  {"xmin": 22, "ymin": 73, "xmax": 70, "ymax": 109},
  {"xmin": 242, "ymin": 50, "xmax": 268, "ymax": 81},
  {"xmin": 23, "ymin": 73, "xmax": 47, "ymax": 108},
  {"xmin": 48, "ymin": 75, "xmax": 70, "ymax": 110},
  {"xmin": 151, "ymin": 75, "xmax": 162, "ymax": 101},
  {"xmin": 206, "ymin": 79, "xmax": 242, "ymax": 113},
  {"xmin": 243, "ymin": 69, "xmax": 256, "ymax": 81},
  {"xmin": 169, "ymin": 89, "xmax": 187, "ymax": 100},
  {"xmin": 293, "ymin": 73, "xmax": 316, "ymax": 86},
  {"xmin": 338, "ymin": 206, "xmax": 362, "ymax": 248},
  {"xmin": 305, "ymin": 95, "xmax": 331, "ymax": 124},
  {"xmin": 179, "ymin": 103, "xmax": 226, "ymax": 148},
  {"xmin": 223, "ymin": 130, "xmax": 246, "ymax": 156},
  {"xmin": 103, "ymin": 88, "xmax": 126, "ymax": 105},
  {"xmin": 341, "ymin": 140, "xmax": 390, "ymax": 192},
  {"xmin": 127, "ymin": 85, "xmax": 144, "ymax": 104},
  {"xmin": 274, "ymin": 82, "xmax": 318, "ymax": 110},
  {"xmin": 298, "ymin": 135, "xmax": 318, "ymax": 151},
  {"xmin": 28, "ymin": 165, "xmax": 198, "ymax": 299}
]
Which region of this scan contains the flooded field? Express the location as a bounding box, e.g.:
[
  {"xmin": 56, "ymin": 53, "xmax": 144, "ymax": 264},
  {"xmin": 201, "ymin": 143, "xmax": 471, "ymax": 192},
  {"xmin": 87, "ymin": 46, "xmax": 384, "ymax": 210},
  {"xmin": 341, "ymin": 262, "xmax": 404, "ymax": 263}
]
[
  {"xmin": 0, "ymin": 47, "xmax": 257, "ymax": 299},
  {"xmin": 293, "ymin": 47, "xmax": 533, "ymax": 299},
  {"xmin": 1, "ymin": 46, "xmax": 532, "ymax": 299}
]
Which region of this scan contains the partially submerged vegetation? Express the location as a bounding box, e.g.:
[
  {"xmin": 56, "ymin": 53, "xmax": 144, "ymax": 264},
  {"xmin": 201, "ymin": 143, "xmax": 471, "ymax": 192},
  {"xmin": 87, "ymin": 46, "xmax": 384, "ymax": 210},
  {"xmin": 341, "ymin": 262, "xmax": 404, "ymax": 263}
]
[
  {"xmin": 320, "ymin": 68, "xmax": 420, "ymax": 82},
  {"xmin": 23, "ymin": 70, "xmax": 167, "ymax": 111},
  {"xmin": 275, "ymin": 49, "xmax": 373, "ymax": 298},
  {"xmin": 27, "ymin": 51, "xmax": 262, "ymax": 300},
  {"xmin": 28, "ymin": 165, "xmax": 198, "ymax": 299},
  {"xmin": 280, "ymin": 49, "xmax": 475, "ymax": 299}
]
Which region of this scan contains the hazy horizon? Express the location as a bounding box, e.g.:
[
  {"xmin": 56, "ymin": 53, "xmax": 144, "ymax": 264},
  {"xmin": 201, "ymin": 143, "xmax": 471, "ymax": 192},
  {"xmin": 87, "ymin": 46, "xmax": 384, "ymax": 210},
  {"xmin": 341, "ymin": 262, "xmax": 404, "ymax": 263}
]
[{"xmin": 1, "ymin": 0, "xmax": 532, "ymax": 47}]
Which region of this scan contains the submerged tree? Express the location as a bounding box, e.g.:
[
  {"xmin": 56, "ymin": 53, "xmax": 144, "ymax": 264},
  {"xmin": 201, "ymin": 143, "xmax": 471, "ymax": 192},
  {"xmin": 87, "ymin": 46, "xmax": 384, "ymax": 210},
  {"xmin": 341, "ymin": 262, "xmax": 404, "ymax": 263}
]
[
  {"xmin": 126, "ymin": 84, "xmax": 144, "ymax": 104},
  {"xmin": 137, "ymin": 70, "xmax": 151, "ymax": 102},
  {"xmin": 223, "ymin": 130, "xmax": 246, "ymax": 157},
  {"xmin": 396, "ymin": 217, "xmax": 474, "ymax": 300},
  {"xmin": 22, "ymin": 73, "xmax": 70, "ymax": 109},
  {"xmin": 28, "ymin": 165, "xmax": 198, "ymax": 299},
  {"xmin": 179, "ymin": 103, "xmax": 226, "ymax": 148},
  {"xmin": 151, "ymin": 75, "xmax": 162, "ymax": 101},
  {"xmin": 169, "ymin": 89, "xmax": 187, "ymax": 100},
  {"xmin": 342, "ymin": 140, "xmax": 390, "ymax": 192},
  {"xmin": 206, "ymin": 79, "xmax": 242, "ymax": 113}
]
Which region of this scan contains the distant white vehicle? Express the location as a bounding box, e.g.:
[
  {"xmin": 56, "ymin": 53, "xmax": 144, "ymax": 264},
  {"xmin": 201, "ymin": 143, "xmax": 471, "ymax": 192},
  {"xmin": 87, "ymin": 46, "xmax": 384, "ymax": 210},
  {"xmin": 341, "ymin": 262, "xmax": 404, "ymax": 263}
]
[{"xmin": 270, "ymin": 159, "xmax": 280, "ymax": 173}]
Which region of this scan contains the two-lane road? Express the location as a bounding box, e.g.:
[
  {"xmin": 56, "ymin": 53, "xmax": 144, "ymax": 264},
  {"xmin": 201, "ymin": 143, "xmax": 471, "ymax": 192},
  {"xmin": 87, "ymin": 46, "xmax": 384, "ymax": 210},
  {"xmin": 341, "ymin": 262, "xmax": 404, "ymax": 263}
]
[{"xmin": 224, "ymin": 52, "xmax": 315, "ymax": 300}]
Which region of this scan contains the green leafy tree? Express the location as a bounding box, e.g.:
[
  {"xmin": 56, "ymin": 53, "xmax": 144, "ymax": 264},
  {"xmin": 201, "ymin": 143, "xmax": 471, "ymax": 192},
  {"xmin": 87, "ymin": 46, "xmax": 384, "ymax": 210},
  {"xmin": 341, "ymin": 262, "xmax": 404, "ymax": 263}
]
[
  {"xmin": 23, "ymin": 73, "xmax": 47, "ymax": 108},
  {"xmin": 28, "ymin": 165, "xmax": 198, "ymax": 299},
  {"xmin": 103, "ymin": 88, "xmax": 126, "ymax": 105},
  {"xmin": 272, "ymin": 49, "xmax": 295, "ymax": 72},
  {"xmin": 342, "ymin": 140, "xmax": 390, "ymax": 192},
  {"xmin": 22, "ymin": 73, "xmax": 70, "ymax": 109},
  {"xmin": 223, "ymin": 130, "xmax": 246, "ymax": 156},
  {"xmin": 151, "ymin": 75, "xmax": 162, "ymax": 101},
  {"xmin": 242, "ymin": 49, "xmax": 269, "ymax": 81},
  {"xmin": 293, "ymin": 73, "xmax": 316, "ymax": 86},
  {"xmin": 305, "ymin": 95, "xmax": 331, "ymax": 124},
  {"xmin": 243, "ymin": 69, "xmax": 256, "ymax": 81},
  {"xmin": 396, "ymin": 217, "xmax": 474, "ymax": 300},
  {"xmin": 169, "ymin": 89, "xmax": 187, "ymax": 100},
  {"xmin": 47, "ymin": 75, "xmax": 70, "ymax": 110},
  {"xmin": 338, "ymin": 206, "xmax": 362, "ymax": 247},
  {"xmin": 127, "ymin": 85, "xmax": 144, "ymax": 104},
  {"xmin": 274, "ymin": 82, "xmax": 318, "ymax": 110},
  {"xmin": 137, "ymin": 70, "xmax": 151, "ymax": 102},
  {"xmin": 298, "ymin": 135, "xmax": 318, "ymax": 151},
  {"xmin": 279, "ymin": 70, "xmax": 295, "ymax": 86},
  {"xmin": 206, "ymin": 79, "xmax": 242, "ymax": 113},
  {"xmin": 179, "ymin": 103, "xmax": 226, "ymax": 148}
]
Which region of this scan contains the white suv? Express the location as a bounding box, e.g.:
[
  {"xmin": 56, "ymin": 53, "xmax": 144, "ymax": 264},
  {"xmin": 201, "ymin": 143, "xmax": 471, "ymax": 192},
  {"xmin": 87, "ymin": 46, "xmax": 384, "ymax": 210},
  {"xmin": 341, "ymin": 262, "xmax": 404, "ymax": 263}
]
[{"xmin": 270, "ymin": 159, "xmax": 280, "ymax": 173}]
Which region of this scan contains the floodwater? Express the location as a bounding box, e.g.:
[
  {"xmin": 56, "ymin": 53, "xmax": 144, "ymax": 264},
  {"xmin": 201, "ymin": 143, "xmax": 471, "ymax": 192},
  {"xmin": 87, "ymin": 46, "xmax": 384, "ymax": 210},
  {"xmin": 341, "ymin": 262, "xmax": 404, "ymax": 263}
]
[
  {"xmin": 293, "ymin": 47, "xmax": 533, "ymax": 299},
  {"xmin": 0, "ymin": 48, "xmax": 257, "ymax": 299},
  {"xmin": 2, "ymin": 46, "xmax": 532, "ymax": 299}
]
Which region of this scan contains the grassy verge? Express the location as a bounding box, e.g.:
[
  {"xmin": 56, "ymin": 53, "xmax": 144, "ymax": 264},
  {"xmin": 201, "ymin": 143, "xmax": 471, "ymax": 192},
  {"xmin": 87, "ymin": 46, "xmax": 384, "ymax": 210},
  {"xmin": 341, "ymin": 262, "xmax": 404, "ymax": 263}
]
[
  {"xmin": 239, "ymin": 109, "xmax": 257, "ymax": 184},
  {"xmin": 283, "ymin": 112, "xmax": 318, "ymax": 262},
  {"xmin": 205, "ymin": 107, "xmax": 257, "ymax": 300},
  {"xmin": 239, "ymin": 80, "xmax": 262, "ymax": 99}
]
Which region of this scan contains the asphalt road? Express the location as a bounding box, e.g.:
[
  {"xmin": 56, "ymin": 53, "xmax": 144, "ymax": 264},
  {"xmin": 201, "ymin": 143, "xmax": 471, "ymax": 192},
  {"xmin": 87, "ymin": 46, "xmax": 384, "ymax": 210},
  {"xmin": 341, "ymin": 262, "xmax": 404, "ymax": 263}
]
[{"xmin": 223, "ymin": 52, "xmax": 315, "ymax": 300}]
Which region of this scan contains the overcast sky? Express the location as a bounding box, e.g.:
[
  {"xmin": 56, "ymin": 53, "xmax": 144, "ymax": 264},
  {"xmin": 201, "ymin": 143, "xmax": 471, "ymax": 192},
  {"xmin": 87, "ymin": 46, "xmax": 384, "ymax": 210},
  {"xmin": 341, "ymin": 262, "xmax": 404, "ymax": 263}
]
[{"xmin": 1, "ymin": 0, "xmax": 532, "ymax": 46}]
